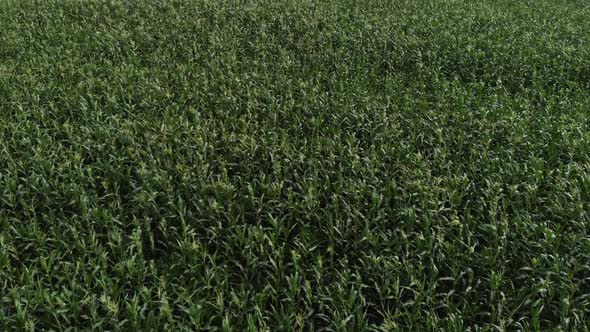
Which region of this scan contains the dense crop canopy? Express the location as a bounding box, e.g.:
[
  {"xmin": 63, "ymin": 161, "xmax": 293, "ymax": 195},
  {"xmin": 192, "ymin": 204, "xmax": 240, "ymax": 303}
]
[{"xmin": 1, "ymin": 0, "xmax": 589, "ymax": 330}]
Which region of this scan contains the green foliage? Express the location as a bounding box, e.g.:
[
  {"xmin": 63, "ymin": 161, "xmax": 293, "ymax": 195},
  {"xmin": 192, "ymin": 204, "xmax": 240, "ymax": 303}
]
[{"xmin": 1, "ymin": 0, "xmax": 590, "ymax": 330}]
